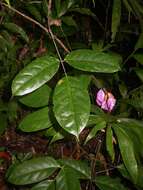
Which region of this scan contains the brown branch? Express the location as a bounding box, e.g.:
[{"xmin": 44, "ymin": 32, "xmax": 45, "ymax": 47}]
[
  {"xmin": 54, "ymin": 35, "xmax": 70, "ymax": 53},
  {"xmin": 2, "ymin": 3, "xmax": 70, "ymax": 53},
  {"xmin": 47, "ymin": 0, "xmax": 68, "ymax": 75}
]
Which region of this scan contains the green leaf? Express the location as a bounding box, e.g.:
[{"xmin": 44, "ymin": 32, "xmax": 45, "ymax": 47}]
[
  {"xmin": 77, "ymin": 75, "xmax": 91, "ymax": 89},
  {"xmin": 116, "ymin": 118, "xmax": 143, "ymax": 155},
  {"xmin": 136, "ymin": 166, "xmax": 143, "ymax": 188},
  {"xmin": 42, "ymin": 0, "xmax": 49, "ymax": 16},
  {"xmin": 55, "ymin": 0, "xmax": 62, "ymax": 17},
  {"xmin": 106, "ymin": 126, "xmax": 115, "ymax": 161},
  {"xmin": 95, "ymin": 176, "xmax": 128, "ymax": 190},
  {"xmin": 117, "ymin": 164, "xmax": 131, "ymax": 180},
  {"xmin": 134, "ymin": 68, "xmax": 143, "ymax": 82},
  {"xmin": 19, "ymin": 107, "xmax": 52, "ymax": 132},
  {"xmin": 87, "ymin": 114, "xmax": 105, "ymax": 126},
  {"xmin": 4, "ymin": 0, "xmax": 10, "ymax": 6},
  {"xmin": 45, "ymin": 127, "xmax": 64, "ymax": 143},
  {"xmin": 119, "ymin": 82, "xmax": 127, "ymax": 98},
  {"xmin": 31, "ymin": 180, "xmax": 55, "ymax": 190},
  {"xmin": 6, "ymin": 157, "xmax": 60, "ymax": 185},
  {"xmin": 12, "ymin": 55, "xmax": 59, "ymax": 96},
  {"xmin": 69, "ymin": 8, "xmax": 96, "ymax": 18},
  {"xmin": 3, "ymin": 23, "xmax": 28, "ymax": 42},
  {"xmin": 113, "ymin": 124, "xmax": 138, "ymax": 183},
  {"xmin": 134, "ymin": 33, "xmax": 143, "ymax": 50},
  {"xmin": 126, "ymin": 85, "xmax": 143, "ymax": 109},
  {"xmin": 65, "ymin": 50, "xmax": 121, "ymax": 73},
  {"xmin": 56, "ymin": 0, "xmax": 74, "ymax": 17},
  {"xmin": 118, "ymin": 164, "xmax": 143, "ymax": 188},
  {"xmin": 56, "ymin": 166, "xmax": 81, "ymax": 190},
  {"xmin": 53, "ymin": 76, "xmax": 90, "ymax": 138},
  {"xmin": 111, "ymin": 0, "xmax": 121, "ymax": 42},
  {"xmin": 19, "ymin": 84, "xmax": 51, "ymax": 108},
  {"xmin": 25, "ymin": 4, "xmax": 42, "ymax": 22},
  {"xmin": 0, "ymin": 35, "xmax": 10, "ymax": 52},
  {"xmin": 129, "ymin": 0, "xmax": 143, "ymax": 16},
  {"xmin": 58, "ymin": 159, "xmax": 91, "ymax": 179},
  {"xmin": 85, "ymin": 121, "xmax": 106, "ymax": 144},
  {"xmin": 133, "ymin": 53, "xmax": 143, "ymax": 65},
  {"xmin": 62, "ymin": 16, "xmax": 77, "ymax": 27},
  {"xmin": 122, "ymin": 0, "xmax": 133, "ymax": 13}
]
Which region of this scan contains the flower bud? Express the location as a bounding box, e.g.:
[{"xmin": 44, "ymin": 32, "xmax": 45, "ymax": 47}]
[{"xmin": 96, "ymin": 89, "xmax": 116, "ymax": 112}]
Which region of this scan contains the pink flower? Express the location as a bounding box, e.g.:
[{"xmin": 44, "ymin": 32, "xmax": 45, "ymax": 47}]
[{"xmin": 96, "ymin": 89, "xmax": 116, "ymax": 112}]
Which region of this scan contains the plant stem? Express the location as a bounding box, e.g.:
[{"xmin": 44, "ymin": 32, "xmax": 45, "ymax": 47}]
[
  {"xmin": 47, "ymin": 0, "xmax": 67, "ymax": 76},
  {"xmin": 2, "ymin": 3, "xmax": 70, "ymax": 53}
]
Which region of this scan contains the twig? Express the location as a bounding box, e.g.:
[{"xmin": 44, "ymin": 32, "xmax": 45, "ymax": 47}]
[
  {"xmin": 2, "ymin": 3, "xmax": 70, "ymax": 53},
  {"xmin": 123, "ymin": 49, "xmax": 136, "ymax": 65},
  {"xmin": 54, "ymin": 35, "xmax": 70, "ymax": 53},
  {"xmin": 47, "ymin": 0, "xmax": 67, "ymax": 76},
  {"xmin": 95, "ymin": 165, "xmax": 119, "ymax": 175}
]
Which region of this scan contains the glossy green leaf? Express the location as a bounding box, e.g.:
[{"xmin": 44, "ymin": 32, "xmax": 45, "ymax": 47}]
[
  {"xmin": 6, "ymin": 157, "xmax": 60, "ymax": 185},
  {"xmin": 118, "ymin": 164, "xmax": 143, "ymax": 188},
  {"xmin": 111, "ymin": 0, "xmax": 121, "ymax": 42},
  {"xmin": 113, "ymin": 124, "xmax": 138, "ymax": 182},
  {"xmin": 56, "ymin": 166, "xmax": 81, "ymax": 190},
  {"xmin": 77, "ymin": 75, "xmax": 91, "ymax": 89},
  {"xmin": 85, "ymin": 121, "xmax": 106, "ymax": 144},
  {"xmin": 12, "ymin": 55, "xmax": 59, "ymax": 96},
  {"xmin": 53, "ymin": 76, "xmax": 90, "ymax": 138},
  {"xmin": 31, "ymin": 180, "xmax": 55, "ymax": 190},
  {"xmin": 19, "ymin": 107, "xmax": 52, "ymax": 132},
  {"xmin": 106, "ymin": 126, "xmax": 115, "ymax": 161},
  {"xmin": 3, "ymin": 23, "xmax": 28, "ymax": 42},
  {"xmin": 58, "ymin": 159, "xmax": 91, "ymax": 179},
  {"xmin": 134, "ymin": 68, "xmax": 143, "ymax": 82},
  {"xmin": 133, "ymin": 53, "xmax": 143, "ymax": 65},
  {"xmin": 65, "ymin": 50, "xmax": 121, "ymax": 73},
  {"xmin": 116, "ymin": 118, "xmax": 143, "ymax": 154},
  {"xmin": 95, "ymin": 176, "xmax": 128, "ymax": 190},
  {"xmin": 19, "ymin": 84, "xmax": 51, "ymax": 108}
]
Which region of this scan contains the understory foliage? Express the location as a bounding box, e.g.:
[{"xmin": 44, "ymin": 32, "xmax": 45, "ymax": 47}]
[{"xmin": 1, "ymin": 0, "xmax": 143, "ymax": 189}]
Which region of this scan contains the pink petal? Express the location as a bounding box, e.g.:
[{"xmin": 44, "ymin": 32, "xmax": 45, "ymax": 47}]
[
  {"xmin": 96, "ymin": 89, "xmax": 105, "ymax": 106},
  {"xmin": 107, "ymin": 93, "xmax": 116, "ymax": 112},
  {"xmin": 101, "ymin": 101, "xmax": 109, "ymax": 111}
]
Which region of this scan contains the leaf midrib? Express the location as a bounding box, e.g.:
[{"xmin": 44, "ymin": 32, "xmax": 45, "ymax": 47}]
[{"xmin": 66, "ymin": 78, "xmax": 79, "ymax": 137}]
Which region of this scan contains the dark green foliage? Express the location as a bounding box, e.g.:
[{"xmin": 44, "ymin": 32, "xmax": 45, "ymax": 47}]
[{"xmin": 0, "ymin": 0, "xmax": 143, "ymax": 190}]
